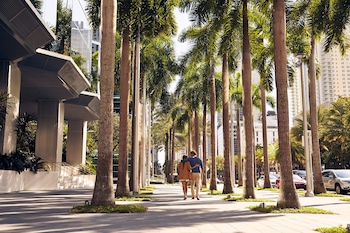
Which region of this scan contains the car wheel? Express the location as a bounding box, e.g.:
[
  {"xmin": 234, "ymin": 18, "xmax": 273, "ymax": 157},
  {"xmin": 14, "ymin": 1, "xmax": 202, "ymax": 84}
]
[{"xmin": 335, "ymin": 184, "xmax": 342, "ymax": 194}]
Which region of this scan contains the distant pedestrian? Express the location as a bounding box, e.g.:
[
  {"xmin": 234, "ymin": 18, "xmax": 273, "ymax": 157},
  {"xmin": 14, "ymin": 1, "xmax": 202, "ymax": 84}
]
[{"xmin": 177, "ymin": 155, "xmax": 191, "ymax": 200}]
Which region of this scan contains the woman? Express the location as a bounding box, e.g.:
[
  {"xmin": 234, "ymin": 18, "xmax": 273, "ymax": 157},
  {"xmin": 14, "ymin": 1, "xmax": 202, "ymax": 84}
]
[{"xmin": 177, "ymin": 155, "xmax": 192, "ymax": 200}]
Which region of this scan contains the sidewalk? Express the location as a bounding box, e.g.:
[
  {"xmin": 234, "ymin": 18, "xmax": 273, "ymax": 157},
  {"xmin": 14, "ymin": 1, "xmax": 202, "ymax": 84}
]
[{"xmin": 0, "ymin": 183, "xmax": 349, "ymax": 233}]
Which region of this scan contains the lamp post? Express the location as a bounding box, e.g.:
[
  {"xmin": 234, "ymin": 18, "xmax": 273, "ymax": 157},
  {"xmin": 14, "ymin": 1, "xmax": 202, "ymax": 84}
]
[{"xmin": 297, "ymin": 54, "xmax": 314, "ymax": 197}]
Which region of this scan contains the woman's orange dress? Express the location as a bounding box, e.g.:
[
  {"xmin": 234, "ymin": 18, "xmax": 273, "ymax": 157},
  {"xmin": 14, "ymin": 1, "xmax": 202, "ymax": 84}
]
[{"xmin": 177, "ymin": 161, "xmax": 191, "ymax": 182}]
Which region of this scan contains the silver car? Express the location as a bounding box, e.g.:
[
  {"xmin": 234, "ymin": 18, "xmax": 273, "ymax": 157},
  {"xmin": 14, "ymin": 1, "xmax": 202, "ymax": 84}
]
[
  {"xmin": 322, "ymin": 169, "xmax": 350, "ymax": 194},
  {"xmin": 257, "ymin": 173, "xmax": 279, "ymax": 188}
]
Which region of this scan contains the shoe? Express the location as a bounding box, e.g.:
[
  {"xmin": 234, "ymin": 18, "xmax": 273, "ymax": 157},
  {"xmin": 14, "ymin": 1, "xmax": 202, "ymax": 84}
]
[
  {"xmin": 197, "ymin": 197, "xmax": 200, "ymax": 200},
  {"xmin": 184, "ymin": 197, "xmax": 187, "ymax": 200},
  {"xmin": 192, "ymin": 197, "xmax": 194, "ymax": 199}
]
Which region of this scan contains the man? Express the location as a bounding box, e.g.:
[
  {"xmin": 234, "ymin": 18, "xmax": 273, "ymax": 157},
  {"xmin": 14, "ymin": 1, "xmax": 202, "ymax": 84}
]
[{"xmin": 186, "ymin": 150, "xmax": 203, "ymax": 200}]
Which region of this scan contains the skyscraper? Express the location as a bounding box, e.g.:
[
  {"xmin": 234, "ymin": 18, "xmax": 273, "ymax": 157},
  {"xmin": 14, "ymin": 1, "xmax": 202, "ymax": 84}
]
[
  {"xmin": 317, "ymin": 39, "xmax": 350, "ymax": 105},
  {"xmin": 71, "ymin": 21, "xmax": 92, "ymax": 73}
]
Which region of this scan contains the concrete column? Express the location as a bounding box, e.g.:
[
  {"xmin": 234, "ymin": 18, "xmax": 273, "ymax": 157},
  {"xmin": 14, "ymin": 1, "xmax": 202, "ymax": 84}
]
[
  {"xmin": 0, "ymin": 62, "xmax": 21, "ymax": 154},
  {"xmin": 35, "ymin": 100, "xmax": 64, "ymax": 165},
  {"xmin": 66, "ymin": 120, "xmax": 87, "ymax": 166}
]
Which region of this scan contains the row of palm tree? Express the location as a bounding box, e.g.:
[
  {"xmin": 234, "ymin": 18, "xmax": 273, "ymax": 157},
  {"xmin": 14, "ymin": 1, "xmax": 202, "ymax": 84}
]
[
  {"xmin": 167, "ymin": 0, "xmax": 350, "ymax": 208},
  {"xmin": 31, "ymin": 0, "xmax": 350, "ymax": 208}
]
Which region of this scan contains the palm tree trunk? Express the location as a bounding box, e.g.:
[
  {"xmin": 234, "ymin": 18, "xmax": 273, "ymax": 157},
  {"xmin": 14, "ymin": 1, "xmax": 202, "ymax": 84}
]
[
  {"xmin": 194, "ymin": 110, "xmax": 200, "ymax": 154},
  {"xmin": 92, "ymin": 0, "xmax": 117, "ymax": 205},
  {"xmin": 115, "ymin": 26, "xmax": 131, "ymax": 197},
  {"xmin": 171, "ymin": 125, "xmax": 175, "ymax": 183},
  {"xmin": 202, "ymin": 102, "xmax": 207, "ymax": 188},
  {"xmin": 273, "ymin": 0, "xmax": 300, "ymax": 208},
  {"xmin": 165, "ymin": 131, "xmax": 170, "ymax": 183},
  {"xmin": 131, "ymin": 36, "xmax": 140, "ymax": 193},
  {"xmin": 261, "ymin": 85, "xmax": 271, "ymax": 188},
  {"xmin": 236, "ymin": 107, "xmax": 243, "ymax": 186},
  {"xmin": 242, "ymin": 0, "xmax": 255, "ymax": 199},
  {"xmin": 187, "ymin": 116, "xmax": 191, "ymax": 154},
  {"xmin": 308, "ymin": 34, "xmax": 326, "ymax": 194},
  {"xmin": 209, "ymin": 58, "xmax": 217, "ymax": 191},
  {"xmin": 222, "ymin": 52, "xmax": 233, "ymax": 193},
  {"xmin": 191, "ymin": 111, "xmax": 195, "ymax": 150}
]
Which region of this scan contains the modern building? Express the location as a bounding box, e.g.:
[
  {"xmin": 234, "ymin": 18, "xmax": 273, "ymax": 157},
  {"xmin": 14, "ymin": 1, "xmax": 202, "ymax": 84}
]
[
  {"xmin": 288, "ymin": 59, "xmax": 308, "ymax": 127},
  {"xmin": 0, "ymin": 0, "xmax": 99, "ymax": 192},
  {"xmin": 71, "ymin": 21, "xmax": 93, "ymax": 73},
  {"xmin": 317, "ymin": 38, "xmax": 350, "ymax": 105}
]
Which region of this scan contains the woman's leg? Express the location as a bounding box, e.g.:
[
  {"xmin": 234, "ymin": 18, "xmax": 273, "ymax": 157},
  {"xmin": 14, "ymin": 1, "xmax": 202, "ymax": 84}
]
[{"xmin": 181, "ymin": 181, "xmax": 187, "ymax": 199}]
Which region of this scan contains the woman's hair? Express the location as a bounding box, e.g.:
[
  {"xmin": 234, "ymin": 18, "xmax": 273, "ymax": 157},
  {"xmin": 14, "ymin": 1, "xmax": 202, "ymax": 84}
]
[
  {"xmin": 190, "ymin": 150, "xmax": 197, "ymax": 155},
  {"xmin": 182, "ymin": 155, "xmax": 187, "ymax": 160}
]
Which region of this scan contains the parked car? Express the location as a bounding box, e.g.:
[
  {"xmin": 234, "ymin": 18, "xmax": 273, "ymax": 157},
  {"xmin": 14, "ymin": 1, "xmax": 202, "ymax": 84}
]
[
  {"xmin": 293, "ymin": 170, "xmax": 306, "ymax": 179},
  {"xmin": 257, "ymin": 173, "xmax": 279, "ymax": 188},
  {"xmin": 276, "ymin": 174, "xmax": 307, "ymax": 189},
  {"xmin": 322, "ymin": 169, "xmax": 350, "ymax": 194}
]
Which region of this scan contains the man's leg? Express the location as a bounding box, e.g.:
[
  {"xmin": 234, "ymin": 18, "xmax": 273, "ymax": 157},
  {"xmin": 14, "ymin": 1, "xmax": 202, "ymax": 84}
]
[
  {"xmin": 195, "ymin": 174, "xmax": 201, "ymax": 199},
  {"xmin": 190, "ymin": 179, "xmax": 195, "ymax": 199}
]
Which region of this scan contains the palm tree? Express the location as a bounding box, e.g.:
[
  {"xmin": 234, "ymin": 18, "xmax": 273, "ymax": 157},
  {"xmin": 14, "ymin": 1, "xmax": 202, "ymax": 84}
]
[
  {"xmin": 323, "ymin": 0, "xmax": 350, "ymax": 54},
  {"xmin": 55, "ymin": 0, "xmax": 72, "ymax": 55},
  {"xmin": 273, "ymin": 0, "xmax": 300, "ymax": 208},
  {"xmin": 230, "ymin": 72, "xmax": 243, "ymax": 186},
  {"xmin": 250, "ymin": 5, "xmax": 276, "ymax": 189},
  {"xmin": 241, "ymin": 0, "xmax": 255, "ymax": 199},
  {"xmin": 287, "ymin": 0, "xmax": 329, "ymax": 194},
  {"xmin": 91, "ymin": 0, "xmax": 117, "ymax": 206},
  {"xmin": 216, "ymin": 1, "xmax": 241, "ymax": 194},
  {"xmin": 178, "ymin": 22, "xmax": 220, "ymax": 190},
  {"xmin": 319, "ymin": 97, "xmax": 350, "ymax": 168}
]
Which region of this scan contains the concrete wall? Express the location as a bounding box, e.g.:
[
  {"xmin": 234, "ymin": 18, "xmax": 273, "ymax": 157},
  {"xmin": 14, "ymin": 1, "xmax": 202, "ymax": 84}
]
[{"xmin": 0, "ymin": 170, "xmax": 95, "ymax": 193}]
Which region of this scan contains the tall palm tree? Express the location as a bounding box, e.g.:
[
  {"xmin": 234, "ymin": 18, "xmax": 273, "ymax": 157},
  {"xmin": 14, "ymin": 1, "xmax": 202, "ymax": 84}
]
[
  {"xmin": 116, "ymin": 24, "xmax": 131, "ymax": 196},
  {"xmin": 324, "ymin": 0, "xmax": 350, "ymax": 54},
  {"xmin": 241, "ymin": 0, "xmax": 255, "ymax": 199},
  {"xmin": 250, "ymin": 5, "xmax": 276, "ymax": 189},
  {"xmin": 91, "ymin": 0, "xmax": 117, "ymax": 206},
  {"xmin": 178, "ymin": 22, "xmax": 220, "ymax": 190},
  {"xmin": 287, "ymin": 0, "xmax": 329, "ymax": 194},
  {"xmin": 216, "ymin": 1, "xmax": 241, "ymax": 194},
  {"xmin": 230, "ymin": 72, "xmax": 243, "ymax": 186},
  {"xmin": 273, "ymin": 0, "xmax": 300, "ymax": 208}
]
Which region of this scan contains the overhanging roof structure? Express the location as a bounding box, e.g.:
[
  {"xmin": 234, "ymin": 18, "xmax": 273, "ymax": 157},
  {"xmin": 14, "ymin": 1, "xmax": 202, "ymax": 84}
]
[
  {"xmin": 64, "ymin": 92, "xmax": 100, "ymax": 121},
  {"xmin": 19, "ymin": 48, "xmax": 90, "ymax": 103},
  {"xmin": 0, "ymin": 0, "xmax": 55, "ymax": 62},
  {"xmin": 18, "ymin": 49, "xmax": 98, "ymax": 119}
]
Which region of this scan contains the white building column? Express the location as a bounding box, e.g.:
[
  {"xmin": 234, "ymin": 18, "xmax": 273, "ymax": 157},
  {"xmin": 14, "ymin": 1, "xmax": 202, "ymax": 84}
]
[
  {"xmin": 0, "ymin": 62, "xmax": 21, "ymax": 154},
  {"xmin": 35, "ymin": 100, "xmax": 65, "ymax": 165},
  {"xmin": 66, "ymin": 120, "xmax": 87, "ymax": 166}
]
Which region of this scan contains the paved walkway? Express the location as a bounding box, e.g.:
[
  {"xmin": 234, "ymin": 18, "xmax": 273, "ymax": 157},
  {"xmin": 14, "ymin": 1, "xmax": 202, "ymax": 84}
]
[{"xmin": 0, "ymin": 184, "xmax": 349, "ymax": 233}]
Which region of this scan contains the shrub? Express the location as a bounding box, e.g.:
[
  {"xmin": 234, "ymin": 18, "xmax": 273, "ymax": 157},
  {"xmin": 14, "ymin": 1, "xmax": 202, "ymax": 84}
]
[{"xmin": 0, "ymin": 151, "xmax": 44, "ymax": 174}]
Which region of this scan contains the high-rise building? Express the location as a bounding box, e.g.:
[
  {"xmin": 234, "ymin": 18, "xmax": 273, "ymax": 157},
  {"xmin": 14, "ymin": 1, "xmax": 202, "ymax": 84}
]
[
  {"xmin": 71, "ymin": 21, "xmax": 92, "ymax": 73},
  {"xmin": 317, "ymin": 39, "xmax": 350, "ymax": 105},
  {"xmin": 289, "ymin": 59, "xmax": 308, "ymax": 127}
]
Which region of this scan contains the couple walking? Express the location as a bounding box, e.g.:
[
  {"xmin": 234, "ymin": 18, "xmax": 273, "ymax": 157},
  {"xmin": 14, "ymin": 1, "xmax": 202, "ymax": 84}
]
[{"xmin": 177, "ymin": 150, "xmax": 203, "ymax": 200}]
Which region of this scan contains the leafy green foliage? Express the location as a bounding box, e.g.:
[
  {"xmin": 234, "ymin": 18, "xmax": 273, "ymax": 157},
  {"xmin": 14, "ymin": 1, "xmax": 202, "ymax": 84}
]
[
  {"xmin": 249, "ymin": 205, "xmax": 334, "ymax": 214},
  {"xmin": 225, "ymin": 197, "xmax": 274, "ymax": 202},
  {"xmin": 0, "ymin": 151, "xmax": 44, "ymax": 174},
  {"xmin": 315, "ymin": 193, "xmax": 343, "ymax": 197},
  {"xmin": 315, "ymin": 225, "xmax": 348, "ymax": 233},
  {"xmin": 340, "ymin": 197, "xmax": 350, "ymax": 202},
  {"xmin": 0, "ymin": 91, "xmax": 9, "ymax": 132},
  {"xmin": 16, "ymin": 113, "xmax": 37, "ymax": 153},
  {"xmin": 70, "ymin": 204, "xmax": 148, "ymax": 213},
  {"xmin": 115, "ymin": 196, "xmax": 151, "ymax": 201}
]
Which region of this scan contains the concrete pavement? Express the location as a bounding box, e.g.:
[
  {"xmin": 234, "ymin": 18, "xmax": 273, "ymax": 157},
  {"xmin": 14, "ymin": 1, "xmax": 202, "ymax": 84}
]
[{"xmin": 0, "ymin": 183, "xmax": 349, "ymax": 233}]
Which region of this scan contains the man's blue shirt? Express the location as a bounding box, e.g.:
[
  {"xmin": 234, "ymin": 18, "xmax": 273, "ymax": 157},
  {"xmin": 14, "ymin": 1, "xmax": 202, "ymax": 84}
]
[{"xmin": 183, "ymin": 156, "xmax": 203, "ymax": 173}]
